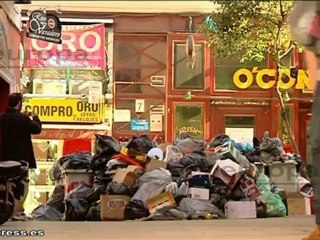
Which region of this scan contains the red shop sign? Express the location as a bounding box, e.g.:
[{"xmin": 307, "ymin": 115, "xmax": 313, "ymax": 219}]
[{"xmin": 26, "ymin": 24, "xmax": 106, "ymax": 69}]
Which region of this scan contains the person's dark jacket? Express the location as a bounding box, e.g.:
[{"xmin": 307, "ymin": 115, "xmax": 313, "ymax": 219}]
[{"xmin": 0, "ymin": 108, "xmax": 42, "ymax": 169}]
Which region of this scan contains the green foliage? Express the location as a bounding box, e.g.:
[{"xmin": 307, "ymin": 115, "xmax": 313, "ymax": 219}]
[{"xmin": 203, "ymin": 0, "xmax": 295, "ymax": 64}]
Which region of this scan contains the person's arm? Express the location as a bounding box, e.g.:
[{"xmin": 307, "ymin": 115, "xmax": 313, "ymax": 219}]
[{"xmin": 26, "ymin": 113, "xmax": 42, "ymax": 134}]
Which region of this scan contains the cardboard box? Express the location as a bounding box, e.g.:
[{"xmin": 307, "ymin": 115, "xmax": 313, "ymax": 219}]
[
  {"xmin": 189, "ymin": 171, "xmax": 210, "ymax": 188},
  {"xmin": 126, "ymin": 165, "xmax": 143, "ymax": 175},
  {"xmin": 100, "ymin": 195, "xmax": 131, "ymax": 221},
  {"xmin": 63, "ymin": 169, "xmax": 94, "ymax": 198},
  {"xmin": 210, "ymin": 159, "xmax": 246, "ymax": 189},
  {"xmin": 225, "ymin": 201, "xmax": 257, "ymax": 219},
  {"xmin": 188, "ymin": 188, "xmax": 210, "ymax": 200},
  {"xmin": 239, "ymin": 176, "xmax": 260, "ymax": 201},
  {"xmin": 287, "ymin": 192, "xmax": 309, "ymax": 216},
  {"xmin": 145, "ymin": 158, "xmax": 167, "ymax": 172},
  {"xmin": 145, "ymin": 191, "xmax": 175, "ymax": 215},
  {"xmin": 113, "ymin": 168, "xmax": 138, "ymax": 187}
]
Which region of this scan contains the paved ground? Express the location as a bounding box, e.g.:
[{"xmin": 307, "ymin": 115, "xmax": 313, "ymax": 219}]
[{"xmin": 0, "ymin": 216, "xmax": 316, "ymax": 240}]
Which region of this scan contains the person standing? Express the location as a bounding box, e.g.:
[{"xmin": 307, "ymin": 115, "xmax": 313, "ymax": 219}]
[
  {"xmin": 289, "ymin": 1, "xmax": 320, "ymax": 239},
  {"xmin": 0, "ymin": 93, "xmax": 42, "ymax": 220}
]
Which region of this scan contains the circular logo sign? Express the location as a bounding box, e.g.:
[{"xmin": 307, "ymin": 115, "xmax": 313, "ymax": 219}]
[{"xmin": 48, "ymin": 19, "xmax": 56, "ymax": 29}]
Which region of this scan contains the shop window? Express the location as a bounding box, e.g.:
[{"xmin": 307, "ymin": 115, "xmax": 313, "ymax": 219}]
[
  {"xmin": 174, "ymin": 104, "xmax": 204, "ymax": 139},
  {"xmin": 69, "ymin": 80, "xmax": 102, "ymax": 95},
  {"xmin": 278, "ymin": 105, "xmax": 294, "ymax": 144},
  {"xmin": 114, "ymin": 37, "xmax": 166, "ymax": 95},
  {"xmin": 215, "ymin": 53, "xmax": 268, "ymax": 91},
  {"xmin": 33, "ymin": 79, "xmax": 67, "ymax": 96},
  {"xmin": 174, "ymin": 43, "xmax": 205, "ymax": 90},
  {"xmin": 224, "ymin": 116, "xmax": 255, "ymax": 143}
]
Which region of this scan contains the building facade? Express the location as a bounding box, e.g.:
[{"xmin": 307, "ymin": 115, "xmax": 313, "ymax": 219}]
[
  {"xmin": 0, "ymin": 1, "xmax": 21, "ymax": 112},
  {"xmin": 20, "ymin": 1, "xmax": 313, "ymax": 163}
]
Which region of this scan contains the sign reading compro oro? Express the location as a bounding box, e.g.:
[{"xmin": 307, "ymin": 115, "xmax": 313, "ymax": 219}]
[{"xmin": 23, "ymin": 98, "xmax": 103, "ymax": 123}]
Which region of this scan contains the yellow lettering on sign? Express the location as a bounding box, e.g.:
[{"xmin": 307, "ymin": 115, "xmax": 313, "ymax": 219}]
[
  {"xmin": 256, "ymin": 69, "xmax": 276, "ymax": 89},
  {"xmin": 23, "ymin": 98, "xmax": 104, "ymax": 123},
  {"xmin": 295, "ymin": 69, "xmax": 311, "ymax": 90},
  {"xmin": 233, "ymin": 69, "xmax": 254, "ymax": 89},
  {"xmin": 277, "ymin": 69, "xmax": 296, "ymax": 89},
  {"xmin": 233, "ymin": 68, "xmax": 312, "ymax": 91}
]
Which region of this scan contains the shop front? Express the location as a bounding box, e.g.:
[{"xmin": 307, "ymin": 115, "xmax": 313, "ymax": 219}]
[
  {"xmin": 0, "ymin": 3, "xmax": 21, "ymax": 113},
  {"xmin": 22, "ymin": 20, "xmax": 113, "ymax": 212}
]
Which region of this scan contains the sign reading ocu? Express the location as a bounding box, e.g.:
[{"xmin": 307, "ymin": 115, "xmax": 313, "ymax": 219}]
[{"xmin": 233, "ymin": 67, "xmax": 311, "ymax": 90}]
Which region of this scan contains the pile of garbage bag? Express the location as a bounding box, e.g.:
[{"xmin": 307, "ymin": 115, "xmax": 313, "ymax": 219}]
[{"xmin": 35, "ymin": 132, "xmax": 311, "ymax": 221}]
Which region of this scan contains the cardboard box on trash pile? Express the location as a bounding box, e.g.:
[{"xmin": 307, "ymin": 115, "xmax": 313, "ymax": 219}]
[
  {"xmin": 145, "ymin": 157, "xmax": 167, "ymax": 172},
  {"xmin": 215, "ymin": 143, "xmax": 240, "ymax": 162},
  {"xmin": 287, "ymin": 192, "xmax": 312, "ymax": 216},
  {"xmin": 113, "ymin": 168, "xmax": 138, "ymax": 187},
  {"xmin": 63, "ymin": 169, "xmax": 94, "ymax": 198},
  {"xmin": 188, "ymin": 188, "xmax": 210, "ymax": 200},
  {"xmin": 189, "ymin": 172, "xmax": 210, "ymax": 188},
  {"xmin": 145, "ymin": 191, "xmax": 175, "ymax": 215},
  {"xmin": 100, "ymin": 195, "xmax": 131, "ymax": 221},
  {"xmin": 239, "ymin": 176, "xmax": 261, "ymax": 201},
  {"xmin": 225, "ymin": 201, "xmax": 257, "ymax": 219},
  {"xmin": 210, "ymin": 159, "xmax": 246, "ymax": 189},
  {"xmin": 215, "ymin": 143, "xmax": 250, "ymax": 168}
]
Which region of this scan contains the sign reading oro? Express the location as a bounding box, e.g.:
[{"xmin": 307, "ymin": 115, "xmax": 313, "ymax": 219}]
[
  {"xmin": 23, "ymin": 98, "xmax": 103, "ymax": 123},
  {"xmin": 233, "ymin": 67, "xmax": 311, "ymax": 90}
]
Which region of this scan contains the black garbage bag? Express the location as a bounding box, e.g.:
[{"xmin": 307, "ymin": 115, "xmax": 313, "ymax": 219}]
[
  {"xmin": 256, "ymin": 202, "xmax": 268, "ymax": 218},
  {"xmin": 65, "ymin": 198, "xmax": 91, "ymax": 221},
  {"xmin": 174, "ymin": 138, "xmax": 207, "ymax": 154},
  {"xmin": 87, "ymin": 173, "xmax": 111, "ymax": 201},
  {"xmin": 90, "ymin": 156, "xmax": 110, "ymax": 172},
  {"xmin": 209, "ymin": 178, "xmax": 232, "ymax": 199},
  {"xmin": 179, "ymin": 152, "xmax": 211, "ymax": 172},
  {"xmin": 209, "ymin": 135, "xmax": 230, "ymax": 148},
  {"xmin": 49, "ymin": 160, "xmax": 62, "ymax": 181},
  {"xmin": 243, "ymin": 150, "xmax": 261, "ymax": 163},
  {"xmin": 31, "ymin": 205, "xmax": 62, "ymax": 221},
  {"xmin": 67, "ymin": 182, "xmax": 92, "ymax": 199},
  {"xmin": 107, "ymin": 182, "xmax": 138, "ymax": 196},
  {"xmin": 126, "ymin": 136, "xmax": 155, "ymax": 154},
  {"xmin": 253, "ymin": 137, "xmax": 261, "ymax": 150},
  {"xmin": 176, "ymin": 133, "xmax": 192, "ymax": 140},
  {"xmin": 47, "ymin": 184, "xmax": 65, "ymax": 213},
  {"xmin": 85, "ymin": 202, "xmax": 101, "ymax": 221},
  {"xmin": 124, "ymin": 200, "xmax": 150, "ymax": 220},
  {"xmin": 229, "ymin": 186, "xmax": 246, "ymax": 201},
  {"xmin": 89, "ymin": 135, "xmax": 120, "ymax": 171},
  {"xmin": 95, "ymin": 134, "xmax": 120, "ymax": 155},
  {"xmin": 58, "ymin": 152, "xmax": 91, "ymax": 170}
]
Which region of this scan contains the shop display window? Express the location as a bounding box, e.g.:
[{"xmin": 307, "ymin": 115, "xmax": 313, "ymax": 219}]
[
  {"xmin": 174, "ymin": 104, "xmax": 204, "ymax": 139},
  {"xmin": 69, "ymin": 80, "xmax": 103, "ymax": 95},
  {"xmin": 173, "ymin": 43, "xmax": 205, "ymax": 90},
  {"xmin": 33, "ymin": 79, "xmax": 67, "ymax": 96}
]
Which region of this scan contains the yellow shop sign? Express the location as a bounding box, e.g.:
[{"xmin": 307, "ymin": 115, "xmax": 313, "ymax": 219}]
[
  {"xmin": 233, "ymin": 67, "xmax": 311, "ymax": 90},
  {"xmin": 23, "ymin": 98, "xmax": 104, "ymax": 123}
]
